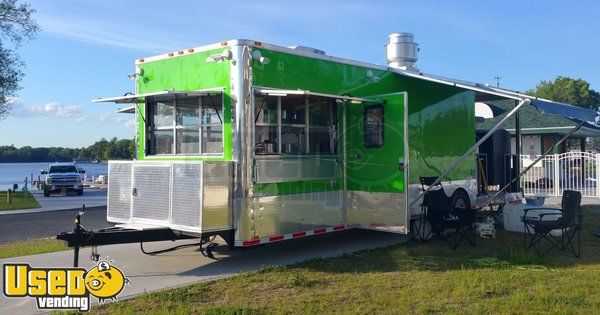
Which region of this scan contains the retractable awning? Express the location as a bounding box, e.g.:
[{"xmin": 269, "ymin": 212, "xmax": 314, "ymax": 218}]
[
  {"xmin": 255, "ymin": 87, "xmax": 374, "ymax": 103},
  {"xmin": 398, "ymin": 68, "xmax": 599, "ymax": 209},
  {"xmin": 528, "ymin": 99, "xmax": 597, "ymax": 123},
  {"xmin": 92, "ymin": 88, "xmax": 223, "ymax": 104},
  {"xmin": 393, "ymin": 69, "xmax": 598, "ymax": 124}
]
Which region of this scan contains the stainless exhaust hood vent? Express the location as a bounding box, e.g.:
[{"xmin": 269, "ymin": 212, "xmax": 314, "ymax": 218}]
[{"xmin": 385, "ymin": 32, "xmax": 419, "ymax": 71}]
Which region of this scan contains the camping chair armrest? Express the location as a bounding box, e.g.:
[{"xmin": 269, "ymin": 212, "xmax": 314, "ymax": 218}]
[
  {"xmin": 522, "ymin": 208, "xmax": 562, "ymax": 222},
  {"xmin": 523, "ymin": 207, "xmax": 561, "ymax": 214}
]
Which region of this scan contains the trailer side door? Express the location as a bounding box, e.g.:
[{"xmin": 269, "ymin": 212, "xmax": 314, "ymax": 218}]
[{"xmin": 344, "ymin": 92, "xmax": 409, "ymax": 233}]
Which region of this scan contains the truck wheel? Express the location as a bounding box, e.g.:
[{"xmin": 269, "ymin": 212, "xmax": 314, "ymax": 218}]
[
  {"xmin": 77, "ymin": 189, "xmax": 83, "ymax": 196},
  {"xmin": 450, "ymin": 189, "xmax": 470, "ymax": 211},
  {"xmin": 44, "ymin": 190, "xmax": 50, "ymax": 197}
]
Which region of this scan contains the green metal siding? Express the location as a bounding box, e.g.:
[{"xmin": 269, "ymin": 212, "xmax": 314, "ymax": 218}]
[
  {"xmin": 135, "ymin": 48, "xmax": 232, "ymax": 161},
  {"xmin": 250, "ymin": 49, "xmax": 476, "ymax": 195},
  {"xmin": 346, "ymin": 93, "xmax": 406, "ymax": 193}
]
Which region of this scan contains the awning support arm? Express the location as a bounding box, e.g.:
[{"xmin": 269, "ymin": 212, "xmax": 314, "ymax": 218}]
[
  {"xmin": 136, "ymin": 103, "xmax": 146, "ymax": 125},
  {"xmin": 409, "ymin": 98, "xmax": 531, "ymax": 208},
  {"xmin": 479, "ymin": 120, "xmax": 585, "ymax": 208}
]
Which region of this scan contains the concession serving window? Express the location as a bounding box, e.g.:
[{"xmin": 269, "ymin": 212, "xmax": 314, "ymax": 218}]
[
  {"xmin": 253, "ymin": 88, "xmax": 371, "ymax": 156},
  {"xmin": 93, "ymin": 88, "xmax": 224, "ymax": 156}
]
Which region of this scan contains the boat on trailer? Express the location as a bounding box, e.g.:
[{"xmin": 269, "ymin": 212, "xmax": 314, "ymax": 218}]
[{"xmin": 57, "ymin": 33, "xmax": 597, "ymax": 262}]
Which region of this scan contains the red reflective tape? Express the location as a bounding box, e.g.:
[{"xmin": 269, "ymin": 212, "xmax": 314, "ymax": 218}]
[
  {"xmin": 269, "ymin": 235, "xmax": 284, "ymax": 242},
  {"xmin": 370, "ymin": 223, "xmax": 385, "ymax": 227},
  {"xmin": 333, "ymin": 225, "xmax": 345, "ymax": 231},
  {"xmin": 313, "ymin": 228, "xmax": 327, "ymax": 234},
  {"xmin": 471, "ymin": 205, "xmax": 477, "ymax": 209},
  {"xmin": 243, "ymin": 239, "xmax": 260, "ymax": 246},
  {"xmin": 292, "ymin": 232, "xmax": 306, "ymax": 238}
]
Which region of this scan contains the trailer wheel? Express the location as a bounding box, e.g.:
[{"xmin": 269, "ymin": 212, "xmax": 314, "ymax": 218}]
[{"xmin": 451, "ymin": 189, "xmax": 470, "ymax": 210}]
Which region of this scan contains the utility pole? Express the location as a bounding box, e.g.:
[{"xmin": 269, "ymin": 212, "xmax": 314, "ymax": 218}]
[{"xmin": 493, "ymin": 76, "xmax": 502, "ymax": 87}]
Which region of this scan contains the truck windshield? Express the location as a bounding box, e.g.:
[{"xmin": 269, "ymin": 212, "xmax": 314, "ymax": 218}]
[{"xmin": 49, "ymin": 166, "xmax": 78, "ymax": 173}]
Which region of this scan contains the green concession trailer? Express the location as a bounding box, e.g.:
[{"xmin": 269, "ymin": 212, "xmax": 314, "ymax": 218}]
[{"xmin": 92, "ymin": 34, "xmax": 596, "ymax": 249}]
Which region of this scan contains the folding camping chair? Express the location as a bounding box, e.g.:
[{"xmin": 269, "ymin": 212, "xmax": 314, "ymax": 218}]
[
  {"xmin": 522, "ymin": 190, "xmax": 583, "ymax": 257},
  {"xmin": 416, "ymin": 176, "xmax": 476, "ymax": 250}
]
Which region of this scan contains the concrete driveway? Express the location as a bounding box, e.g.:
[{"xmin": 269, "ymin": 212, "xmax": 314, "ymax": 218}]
[{"xmin": 0, "ymin": 229, "xmax": 410, "ymax": 314}]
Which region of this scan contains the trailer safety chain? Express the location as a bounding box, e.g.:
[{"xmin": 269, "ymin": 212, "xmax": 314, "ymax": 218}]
[{"xmin": 90, "ymin": 246, "xmax": 100, "ymax": 262}]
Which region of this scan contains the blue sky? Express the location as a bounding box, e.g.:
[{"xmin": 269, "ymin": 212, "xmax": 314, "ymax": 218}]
[{"xmin": 2, "ymin": 0, "xmax": 599, "ymax": 148}]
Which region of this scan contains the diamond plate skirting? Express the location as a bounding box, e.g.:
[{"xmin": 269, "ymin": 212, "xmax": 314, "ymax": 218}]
[{"xmin": 107, "ymin": 161, "xmax": 232, "ymax": 233}]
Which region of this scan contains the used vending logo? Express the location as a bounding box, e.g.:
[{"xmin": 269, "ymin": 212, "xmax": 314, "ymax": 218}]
[{"xmin": 3, "ymin": 260, "xmax": 129, "ymax": 312}]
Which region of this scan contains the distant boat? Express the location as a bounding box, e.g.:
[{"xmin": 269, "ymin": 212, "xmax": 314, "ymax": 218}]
[{"xmin": 72, "ymin": 158, "xmax": 92, "ymax": 163}]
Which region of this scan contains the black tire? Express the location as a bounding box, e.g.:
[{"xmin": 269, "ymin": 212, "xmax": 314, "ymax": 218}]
[
  {"xmin": 76, "ymin": 189, "xmax": 83, "ymax": 196},
  {"xmin": 44, "ymin": 190, "xmax": 50, "ymax": 197},
  {"xmin": 450, "ymin": 189, "xmax": 470, "ymax": 210}
]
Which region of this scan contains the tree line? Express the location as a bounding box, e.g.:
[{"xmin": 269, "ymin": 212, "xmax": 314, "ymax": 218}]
[{"xmin": 0, "ymin": 138, "xmax": 134, "ymax": 163}]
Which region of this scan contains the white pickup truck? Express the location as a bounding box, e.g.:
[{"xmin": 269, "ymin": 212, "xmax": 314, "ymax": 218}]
[{"xmin": 41, "ymin": 163, "xmax": 85, "ymax": 197}]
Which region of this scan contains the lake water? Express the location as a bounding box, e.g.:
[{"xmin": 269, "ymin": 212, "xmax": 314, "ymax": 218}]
[{"xmin": 0, "ymin": 162, "xmax": 108, "ymax": 190}]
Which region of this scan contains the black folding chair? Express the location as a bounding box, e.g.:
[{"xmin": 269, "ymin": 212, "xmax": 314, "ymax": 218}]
[
  {"xmin": 417, "ymin": 176, "xmax": 476, "ymax": 249},
  {"xmin": 522, "ymin": 190, "xmax": 583, "ymax": 257}
]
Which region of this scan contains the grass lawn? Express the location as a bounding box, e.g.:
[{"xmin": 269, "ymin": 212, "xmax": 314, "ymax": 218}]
[
  {"xmin": 0, "ymin": 238, "xmax": 67, "ymax": 259},
  {"xmin": 94, "ymin": 206, "xmax": 599, "ymax": 313},
  {"xmin": 0, "ymin": 190, "xmax": 40, "ymax": 211}
]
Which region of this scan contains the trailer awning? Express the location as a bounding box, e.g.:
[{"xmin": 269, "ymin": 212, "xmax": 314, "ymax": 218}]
[
  {"xmin": 392, "ymin": 69, "xmax": 598, "ymax": 125},
  {"xmin": 255, "ymin": 87, "xmax": 374, "ymax": 103},
  {"xmin": 92, "ymin": 88, "xmax": 223, "ymax": 104},
  {"xmin": 528, "ymin": 99, "xmax": 597, "ymax": 123}
]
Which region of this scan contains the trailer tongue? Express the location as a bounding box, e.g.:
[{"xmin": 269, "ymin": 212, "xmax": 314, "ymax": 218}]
[{"xmin": 56, "ymin": 205, "xmax": 224, "ymax": 266}]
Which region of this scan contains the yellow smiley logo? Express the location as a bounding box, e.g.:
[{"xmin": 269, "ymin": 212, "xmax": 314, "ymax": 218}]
[{"xmin": 84, "ymin": 261, "xmax": 128, "ymax": 303}]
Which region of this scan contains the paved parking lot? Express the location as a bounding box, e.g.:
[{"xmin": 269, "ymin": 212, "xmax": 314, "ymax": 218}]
[{"xmin": 0, "ymin": 206, "xmax": 110, "ymax": 243}]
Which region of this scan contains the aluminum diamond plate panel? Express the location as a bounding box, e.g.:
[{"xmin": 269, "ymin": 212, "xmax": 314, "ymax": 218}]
[
  {"xmin": 107, "ymin": 162, "xmax": 132, "ymax": 223},
  {"xmin": 107, "ymin": 161, "xmax": 232, "ymax": 233},
  {"xmin": 202, "ymin": 162, "xmax": 232, "ymax": 231},
  {"xmin": 346, "ymin": 191, "xmax": 407, "ymax": 233},
  {"xmin": 131, "ymin": 164, "xmax": 171, "ymax": 223},
  {"xmin": 171, "ymin": 163, "xmax": 203, "ymax": 231},
  {"xmin": 253, "ymin": 190, "xmax": 343, "ymax": 237}
]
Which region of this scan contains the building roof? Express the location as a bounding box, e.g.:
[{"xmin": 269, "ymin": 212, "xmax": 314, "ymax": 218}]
[{"xmin": 477, "ymin": 100, "xmax": 600, "ymax": 138}]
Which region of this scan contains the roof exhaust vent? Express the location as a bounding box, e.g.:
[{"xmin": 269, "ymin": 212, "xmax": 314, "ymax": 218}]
[
  {"xmin": 288, "ymin": 45, "xmax": 326, "ymax": 55},
  {"xmin": 385, "ymin": 33, "xmax": 419, "ymax": 71}
]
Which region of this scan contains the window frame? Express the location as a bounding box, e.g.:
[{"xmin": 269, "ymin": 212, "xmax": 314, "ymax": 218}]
[
  {"xmin": 363, "ymin": 104, "xmax": 385, "ymax": 148},
  {"xmin": 145, "ymin": 93, "xmax": 224, "ymax": 157},
  {"xmin": 253, "ymin": 93, "xmax": 339, "ymax": 157}
]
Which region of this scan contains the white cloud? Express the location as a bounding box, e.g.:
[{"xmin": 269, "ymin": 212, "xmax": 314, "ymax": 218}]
[
  {"xmin": 37, "ymin": 14, "xmax": 191, "ymax": 53},
  {"xmin": 9, "ymin": 98, "xmax": 89, "ymax": 122},
  {"xmin": 99, "ymin": 111, "xmax": 135, "ymax": 129}
]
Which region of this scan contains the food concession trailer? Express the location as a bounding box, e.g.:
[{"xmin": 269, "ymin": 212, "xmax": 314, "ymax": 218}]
[{"xmin": 58, "ymin": 33, "xmax": 597, "ymax": 260}]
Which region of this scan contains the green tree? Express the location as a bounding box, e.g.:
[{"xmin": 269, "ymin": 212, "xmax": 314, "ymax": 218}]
[
  {"xmin": 0, "ymin": 0, "xmax": 39, "ymax": 119},
  {"xmin": 524, "ymin": 76, "xmax": 600, "ymax": 110}
]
